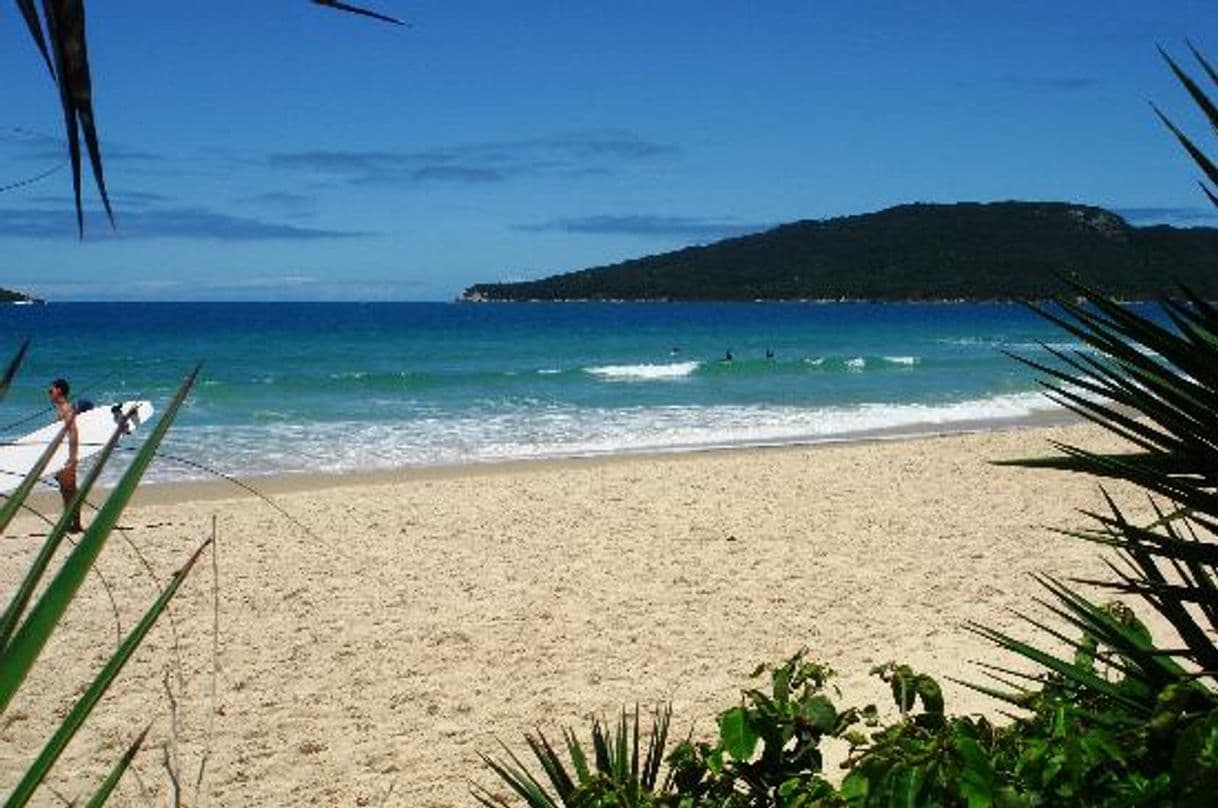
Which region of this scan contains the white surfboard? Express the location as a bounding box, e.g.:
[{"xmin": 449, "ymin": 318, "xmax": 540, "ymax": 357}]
[{"xmin": 0, "ymin": 401, "xmax": 154, "ymax": 495}]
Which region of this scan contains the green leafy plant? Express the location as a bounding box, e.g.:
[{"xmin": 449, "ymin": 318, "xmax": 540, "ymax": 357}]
[
  {"xmin": 472, "ymin": 705, "xmax": 673, "ymax": 807},
  {"xmin": 479, "ymin": 44, "xmax": 1218, "ymax": 805},
  {"xmin": 662, "ymin": 653, "xmax": 849, "ymax": 806},
  {"xmin": 0, "ymin": 346, "xmax": 209, "ymax": 805}
]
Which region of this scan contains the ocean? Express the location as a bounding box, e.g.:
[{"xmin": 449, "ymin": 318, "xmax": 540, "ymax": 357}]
[{"xmin": 0, "ymin": 301, "xmax": 1077, "ymax": 485}]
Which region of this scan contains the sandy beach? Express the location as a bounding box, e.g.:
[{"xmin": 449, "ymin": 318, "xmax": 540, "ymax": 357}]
[{"xmin": 0, "ymin": 422, "xmax": 1142, "ymax": 806}]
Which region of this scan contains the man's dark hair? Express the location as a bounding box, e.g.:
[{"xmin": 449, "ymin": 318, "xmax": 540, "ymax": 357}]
[{"xmin": 51, "ymin": 378, "xmax": 70, "ymax": 397}]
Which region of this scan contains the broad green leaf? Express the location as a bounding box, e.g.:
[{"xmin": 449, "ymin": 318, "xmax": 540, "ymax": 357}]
[
  {"xmin": 889, "ymin": 764, "xmax": 925, "ymax": 808},
  {"xmin": 801, "ymin": 695, "xmax": 837, "ymax": 734},
  {"xmin": 839, "ymin": 770, "xmax": 870, "ymax": 802},
  {"xmin": 1173, "ymin": 709, "xmax": 1218, "ymax": 807},
  {"xmin": 955, "ymin": 735, "xmax": 995, "ymax": 808},
  {"xmin": 718, "ymin": 707, "xmax": 758, "ymax": 761}
]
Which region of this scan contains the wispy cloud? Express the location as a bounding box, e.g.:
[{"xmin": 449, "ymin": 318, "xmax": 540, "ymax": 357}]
[
  {"xmin": 268, "ymin": 131, "xmax": 678, "ymax": 186},
  {"xmin": 235, "ymin": 191, "xmax": 318, "ymax": 213},
  {"xmin": 1116, "ymin": 206, "xmax": 1218, "ymax": 227},
  {"xmin": 1, "ymin": 128, "xmax": 164, "ymax": 164},
  {"xmin": 0, "ymin": 127, "xmax": 63, "ymax": 161},
  {"xmin": 0, "ymin": 205, "xmax": 367, "ymax": 240},
  {"xmin": 993, "ymin": 75, "xmax": 1100, "ymax": 93},
  {"xmin": 24, "ymin": 191, "xmax": 175, "ymax": 211},
  {"xmin": 517, "ymin": 214, "xmax": 768, "ymax": 240}
]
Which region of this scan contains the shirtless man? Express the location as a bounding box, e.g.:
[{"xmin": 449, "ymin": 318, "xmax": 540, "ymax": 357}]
[{"xmin": 48, "ymin": 378, "xmax": 83, "ymax": 533}]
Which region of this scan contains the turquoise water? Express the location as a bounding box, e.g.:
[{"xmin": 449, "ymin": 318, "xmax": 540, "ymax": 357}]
[{"xmin": 0, "ymin": 302, "xmax": 1073, "ymax": 483}]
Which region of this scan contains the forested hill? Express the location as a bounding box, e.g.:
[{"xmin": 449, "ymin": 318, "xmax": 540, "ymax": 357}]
[
  {"xmin": 0, "ymin": 287, "xmax": 39, "ymax": 304},
  {"xmin": 462, "ymin": 202, "xmax": 1218, "ymax": 301}
]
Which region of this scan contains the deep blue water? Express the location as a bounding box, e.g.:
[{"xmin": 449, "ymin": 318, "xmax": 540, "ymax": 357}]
[{"xmin": 0, "ymin": 301, "xmax": 1073, "ymax": 482}]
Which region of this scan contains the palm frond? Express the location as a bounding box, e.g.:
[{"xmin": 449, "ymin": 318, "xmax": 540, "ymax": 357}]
[
  {"xmin": 39, "ymin": 0, "xmax": 113, "ymax": 238},
  {"xmin": 81, "ymin": 725, "xmax": 150, "ymax": 808},
  {"xmin": 475, "ymin": 706, "xmax": 673, "ymax": 806},
  {"xmin": 0, "ymin": 338, "xmax": 31, "ymax": 401},
  {"xmin": 966, "ymin": 621, "xmax": 1150, "ymax": 716},
  {"xmin": 14, "ymin": 0, "xmax": 54, "ymax": 76},
  {"xmin": 0, "ymin": 403, "xmax": 151, "ymax": 651},
  {"xmin": 18, "ymin": 2, "xmax": 404, "ymax": 236},
  {"xmin": 312, "ymin": 0, "xmax": 407, "ymax": 25},
  {"xmin": 0, "ymin": 364, "xmax": 200, "ymax": 712},
  {"xmin": 5, "ymin": 537, "xmax": 212, "ymax": 806}
]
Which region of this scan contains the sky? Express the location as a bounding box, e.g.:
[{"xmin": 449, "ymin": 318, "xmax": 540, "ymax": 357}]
[{"xmin": 2, "ymin": 1, "xmax": 1218, "ymax": 301}]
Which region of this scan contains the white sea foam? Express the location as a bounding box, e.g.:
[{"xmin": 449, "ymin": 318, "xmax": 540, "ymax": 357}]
[
  {"xmin": 1006, "ymin": 341, "xmax": 1090, "ymax": 352},
  {"xmin": 804, "ymin": 357, "xmax": 825, "ymax": 366},
  {"xmin": 883, "ymin": 356, "xmax": 919, "ymax": 365},
  {"xmin": 140, "ymin": 390, "xmax": 1065, "ymax": 484},
  {"xmin": 845, "ymin": 357, "xmax": 866, "ymax": 371},
  {"xmin": 585, "ymin": 361, "xmax": 701, "ymax": 381},
  {"xmin": 537, "ymin": 368, "xmax": 561, "ymax": 375}
]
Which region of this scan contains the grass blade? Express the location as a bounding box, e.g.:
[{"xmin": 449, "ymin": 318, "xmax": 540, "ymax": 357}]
[
  {"xmin": 5, "ymin": 539, "xmax": 211, "ymax": 807},
  {"xmin": 0, "ymin": 404, "xmax": 148, "ymax": 651},
  {"xmin": 0, "ymin": 423, "xmax": 70, "ymax": 648},
  {"xmin": 0, "ymin": 364, "xmax": 200, "ymax": 713},
  {"xmin": 0, "ymin": 338, "xmax": 31, "ymax": 402},
  {"xmin": 81, "ymin": 724, "xmax": 151, "ymax": 808}
]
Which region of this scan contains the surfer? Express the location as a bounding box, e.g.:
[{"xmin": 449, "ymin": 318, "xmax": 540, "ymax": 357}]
[{"xmin": 48, "ymin": 378, "xmax": 83, "ymax": 533}]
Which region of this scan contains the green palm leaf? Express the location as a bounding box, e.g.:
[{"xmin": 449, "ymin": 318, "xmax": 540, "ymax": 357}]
[
  {"xmin": 475, "ymin": 706, "xmax": 673, "ymax": 806},
  {"xmin": 17, "ymin": 4, "xmax": 403, "ymax": 236},
  {"xmin": 4, "ymin": 538, "xmax": 212, "ymax": 806},
  {"xmin": 0, "ymin": 364, "xmax": 200, "ymax": 713},
  {"xmin": 0, "ymin": 338, "xmax": 31, "ymax": 402},
  {"xmin": 0, "ymin": 422, "xmax": 70, "ymax": 647},
  {"xmin": 81, "ymin": 725, "xmax": 150, "ymax": 808},
  {"xmin": 0, "ymin": 403, "xmax": 153, "ymax": 651},
  {"xmin": 966, "ymin": 622, "xmax": 1149, "ymax": 716}
]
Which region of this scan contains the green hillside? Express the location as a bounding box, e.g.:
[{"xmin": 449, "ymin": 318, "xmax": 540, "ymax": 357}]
[
  {"xmin": 0, "ymin": 287, "xmax": 40, "ymax": 304},
  {"xmin": 462, "ymin": 201, "xmax": 1218, "ymax": 301}
]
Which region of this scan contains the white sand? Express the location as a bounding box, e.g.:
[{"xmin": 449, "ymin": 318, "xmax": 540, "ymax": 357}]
[{"xmin": 0, "ymin": 423, "xmax": 1142, "ymax": 806}]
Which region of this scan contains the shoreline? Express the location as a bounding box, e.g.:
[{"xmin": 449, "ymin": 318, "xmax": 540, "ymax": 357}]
[{"xmin": 110, "ymin": 406, "xmax": 1080, "ymax": 507}]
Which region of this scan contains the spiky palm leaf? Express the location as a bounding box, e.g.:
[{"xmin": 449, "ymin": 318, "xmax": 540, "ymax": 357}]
[
  {"xmin": 473, "ymin": 706, "xmax": 673, "ymax": 807},
  {"xmin": 14, "ymin": 1, "xmax": 403, "ymax": 237},
  {"xmin": 983, "ymin": 280, "xmax": 1218, "ymax": 717},
  {"xmin": 1, "ymin": 357, "xmax": 209, "ymax": 805},
  {"xmin": 1156, "ymin": 43, "xmax": 1218, "ymax": 206},
  {"xmin": 964, "ymin": 47, "xmax": 1218, "ymax": 789}
]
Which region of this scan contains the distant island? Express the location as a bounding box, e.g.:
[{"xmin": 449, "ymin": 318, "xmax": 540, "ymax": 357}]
[
  {"xmin": 462, "ymin": 201, "xmax": 1218, "ymax": 302},
  {"xmin": 0, "ymin": 287, "xmax": 42, "ymax": 305}
]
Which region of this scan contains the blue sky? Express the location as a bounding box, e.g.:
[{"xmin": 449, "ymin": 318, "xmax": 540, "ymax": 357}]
[{"xmin": 2, "ymin": 1, "xmax": 1217, "ymax": 301}]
